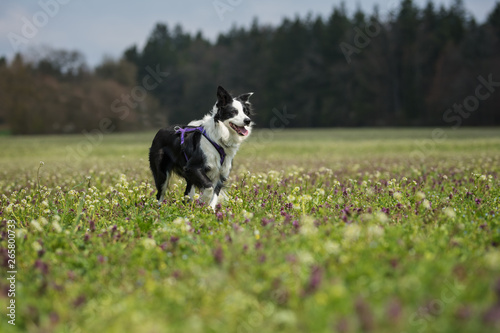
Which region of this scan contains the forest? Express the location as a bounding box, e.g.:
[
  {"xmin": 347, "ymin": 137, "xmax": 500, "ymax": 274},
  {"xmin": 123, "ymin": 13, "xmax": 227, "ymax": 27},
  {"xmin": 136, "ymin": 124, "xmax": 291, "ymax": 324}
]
[{"xmin": 0, "ymin": 0, "xmax": 499, "ymax": 134}]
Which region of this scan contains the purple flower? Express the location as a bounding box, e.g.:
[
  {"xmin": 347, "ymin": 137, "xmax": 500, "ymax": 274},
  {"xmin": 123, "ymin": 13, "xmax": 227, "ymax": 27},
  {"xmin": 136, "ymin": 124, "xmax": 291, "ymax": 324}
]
[
  {"xmin": 355, "ymin": 297, "xmax": 374, "ymax": 332},
  {"xmin": 34, "ymin": 259, "xmax": 49, "ymax": 275},
  {"xmin": 73, "ymin": 295, "xmax": 86, "ymax": 308},
  {"xmin": 302, "ymin": 266, "xmax": 322, "ymax": 296},
  {"xmin": 213, "ymin": 246, "xmax": 224, "ymax": 265},
  {"xmin": 386, "ymin": 298, "xmax": 402, "ymax": 321}
]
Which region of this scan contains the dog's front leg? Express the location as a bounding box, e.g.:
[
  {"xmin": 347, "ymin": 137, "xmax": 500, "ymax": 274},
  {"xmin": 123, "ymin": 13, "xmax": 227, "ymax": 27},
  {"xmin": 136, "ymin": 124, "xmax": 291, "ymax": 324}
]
[
  {"xmin": 200, "ymin": 186, "xmax": 215, "ymax": 208},
  {"xmin": 183, "ymin": 182, "xmax": 196, "ymax": 201},
  {"xmin": 207, "ymin": 181, "xmax": 224, "ymax": 210}
]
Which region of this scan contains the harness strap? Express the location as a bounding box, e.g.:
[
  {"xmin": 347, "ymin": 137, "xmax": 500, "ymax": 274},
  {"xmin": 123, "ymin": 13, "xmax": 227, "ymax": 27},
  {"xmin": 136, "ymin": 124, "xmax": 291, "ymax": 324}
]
[{"xmin": 175, "ymin": 126, "xmax": 226, "ymax": 165}]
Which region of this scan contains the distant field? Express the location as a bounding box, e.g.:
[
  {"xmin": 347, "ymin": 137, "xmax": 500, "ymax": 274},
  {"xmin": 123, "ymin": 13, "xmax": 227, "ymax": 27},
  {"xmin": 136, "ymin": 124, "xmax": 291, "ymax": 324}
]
[{"xmin": 1, "ymin": 128, "xmax": 499, "ymax": 333}]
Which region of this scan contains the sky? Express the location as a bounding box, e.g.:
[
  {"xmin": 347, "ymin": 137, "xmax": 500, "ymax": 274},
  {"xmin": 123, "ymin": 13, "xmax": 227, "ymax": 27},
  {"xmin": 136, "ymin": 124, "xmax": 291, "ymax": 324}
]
[{"xmin": 0, "ymin": 0, "xmax": 497, "ymax": 67}]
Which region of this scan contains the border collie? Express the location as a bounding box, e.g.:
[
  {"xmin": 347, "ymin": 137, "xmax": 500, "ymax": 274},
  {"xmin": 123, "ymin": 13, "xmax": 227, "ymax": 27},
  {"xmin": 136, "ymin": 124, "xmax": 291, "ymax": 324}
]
[{"xmin": 149, "ymin": 86, "xmax": 253, "ymax": 209}]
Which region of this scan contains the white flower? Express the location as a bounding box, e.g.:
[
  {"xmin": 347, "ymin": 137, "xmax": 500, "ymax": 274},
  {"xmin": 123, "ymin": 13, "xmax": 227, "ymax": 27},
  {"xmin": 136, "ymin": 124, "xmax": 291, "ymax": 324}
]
[
  {"xmin": 300, "ymin": 216, "xmax": 317, "ymax": 235},
  {"xmin": 32, "ymin": 241, "xmax": 42, "ymax": 252},
  {"xmin": 344, "ymin": 224, "xmax": 361, "ymax": 241},
  {"xmin": 422, "ymin": 199, "xmax": 431, "ymax": 209},
  {"xmin": 393, "ymin": 192, "xmax": 403, "ymax": 202},
  {"xmin": 324, "ymin": 241, "xmax": 340, "ymax": 255},
  {"xmin": 375, "ymin": 212, "xmax": 389, "ymax": 223},
  {"xmin": 367, "ymin": 225, "xmax": 384, "ymax": 238},
  {"xmin": 52, "ymin": 221, "xmax": 62, "ymax": 233},
  {"xmin": 416, "ymin": 191, "xmax": 426, "ymax": 200},
  {"xmin": 315, "ymin": 188, "xmax": 325, "ymax": 196},
  {"xmin": 5, "ymin": 203, "xmax": 13, "ymax": 214},
  {"xmin": 254, "ymin": 229, "xmax": 260, "ymax": 240},
  {"xmin": 443, "ymin": 207, "xmax": 456, "ymax": 218},
  {"xmin": 243, "ymin": 210, "xmax": 254, "ymax": 220},
  {"xmin": 142, "ymin": 238, "xmax": 156, "ymax": 250}
]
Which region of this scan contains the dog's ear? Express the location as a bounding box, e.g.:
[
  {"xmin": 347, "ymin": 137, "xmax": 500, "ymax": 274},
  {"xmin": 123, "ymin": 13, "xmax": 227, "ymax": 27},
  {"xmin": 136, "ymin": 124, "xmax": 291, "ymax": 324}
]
[
  {"xmin": 237, "ymin": 92, "xmax": 254, "ymax": 103},
  {"xmin": 217, "ymin": 86, "xmax": 232, "ymax": 107}
]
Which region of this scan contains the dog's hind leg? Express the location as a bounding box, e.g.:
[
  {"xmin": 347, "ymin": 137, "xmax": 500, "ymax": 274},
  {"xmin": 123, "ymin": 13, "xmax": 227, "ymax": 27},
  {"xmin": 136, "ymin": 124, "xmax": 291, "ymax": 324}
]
[
  {"xmin": 152, "ymin": 148, "xmax": 173, "ymax": 204},
  {"xmin": 157, "ymin": 171, "xmax": 171, "ymax": 203}
]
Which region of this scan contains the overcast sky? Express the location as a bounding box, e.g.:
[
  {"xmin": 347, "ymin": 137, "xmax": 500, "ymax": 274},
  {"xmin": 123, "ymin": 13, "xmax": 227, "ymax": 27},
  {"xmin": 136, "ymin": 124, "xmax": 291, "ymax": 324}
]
[{"xmin": 0, "ymin": 0, "xmax": 496, "ymax": 67}]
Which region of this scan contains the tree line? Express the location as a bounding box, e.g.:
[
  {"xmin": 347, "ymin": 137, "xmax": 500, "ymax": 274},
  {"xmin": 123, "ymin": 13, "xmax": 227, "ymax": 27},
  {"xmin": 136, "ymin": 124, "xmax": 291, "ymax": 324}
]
[{"xmin": 1, "ymin": 0, "xmax": 499, "ymax": 134}]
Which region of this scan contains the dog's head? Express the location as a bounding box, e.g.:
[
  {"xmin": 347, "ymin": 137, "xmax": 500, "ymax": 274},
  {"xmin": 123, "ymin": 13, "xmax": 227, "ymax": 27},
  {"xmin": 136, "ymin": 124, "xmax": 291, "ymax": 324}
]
[{"xmin": 214, "ymin": 86, "xmax": 253, "ymax": 138}]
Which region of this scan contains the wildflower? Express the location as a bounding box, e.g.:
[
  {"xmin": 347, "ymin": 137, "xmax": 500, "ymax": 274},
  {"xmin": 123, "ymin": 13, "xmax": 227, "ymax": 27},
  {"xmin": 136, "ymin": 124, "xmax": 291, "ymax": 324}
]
[
  {"xmin": 142, "ymin": 238, "xmax": 156, "ymax": 250},
  {"xmin": 315, "ymin": 188, "xmax": 325, "ymax": 196},
  {"xmin": 416, "ymin": 191, "xmax": 426, "ymax": 200},
  {"xmin": 344, "ymin": 224, "xmax": 361, "ymax": 241},
  {"xmin": 16, "ymin": 229, "xmax": 26, "ymax": 239},
  {"xmin": 300, "ymin": 216, "xmax": 317, "ymax": 235},
  {"xmin": 243, "ymin": 210, "xmax": 254, "ymax": 220},
  {"xmin": 32, "ymin": 241, "xmax": 42, "ymax": 252},
  {"xmin": 173, "ymin": 217, "xmax": 185, "ymax": 225},
  {"xmin": 52, "ymin": 221, "xmax": 62, "ymax": 233},
  {"xmin": 31, "ymin": 220, "xmax": 43, "ymax": 232},
  {"xmin": 303, "ymin": 266, "xmax": 323, "ymax": 296},
  {"xmin": 375, "ymin": 212, "xmax": 389, "ymax": 223},
  {"xmin": 393, "ymin": 192, "xmax": 403, "ymax": 202},
  {"xmin": 324, "ymin": 241, "xmax": 340, "ymax": 255},
  {"xmin": 444, "ymin": 207, "xmax": 456, "ymax": 218},
  {"xmin": 367, "ymin": 225, "xmax": 384, "ymax": 238},
  {"xmin": 5, "ymin": 203, "xmax": 13, "ymax": 214},
  {"xmin": 422, "ymin": 199, "xmax": 431, "ymax": 209},
  {"xmin": 300, "ymin": 194, "xmax": 312, "ymax": 203},
  {"xmin": 254, "ymin": 229, "xmax": 260, "ymax": 240},
  {"xmin": 213, "ymin": 246, "xmax": 224, "ymax": 265}
]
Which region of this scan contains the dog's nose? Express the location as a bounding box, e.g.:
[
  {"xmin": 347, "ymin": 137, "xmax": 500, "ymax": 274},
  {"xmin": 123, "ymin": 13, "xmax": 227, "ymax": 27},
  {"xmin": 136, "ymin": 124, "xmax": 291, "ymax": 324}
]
[{"xmin": 244, "ymin": 118, "xmax": 251, "ymax": 126}]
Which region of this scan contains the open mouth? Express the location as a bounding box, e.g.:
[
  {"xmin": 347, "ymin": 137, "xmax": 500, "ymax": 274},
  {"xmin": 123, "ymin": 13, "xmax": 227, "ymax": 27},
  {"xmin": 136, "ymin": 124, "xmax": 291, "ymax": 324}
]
[{"xmin": 229, "ymin": 122, "xmax": 249, "ymax": 136}]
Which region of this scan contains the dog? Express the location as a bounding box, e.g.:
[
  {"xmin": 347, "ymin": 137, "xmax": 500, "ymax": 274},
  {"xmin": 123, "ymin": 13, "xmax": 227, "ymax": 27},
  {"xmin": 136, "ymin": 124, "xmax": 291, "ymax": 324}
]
[{"xmin": 149, "ymin": 86, "xmax": 254, "ymax": 210}]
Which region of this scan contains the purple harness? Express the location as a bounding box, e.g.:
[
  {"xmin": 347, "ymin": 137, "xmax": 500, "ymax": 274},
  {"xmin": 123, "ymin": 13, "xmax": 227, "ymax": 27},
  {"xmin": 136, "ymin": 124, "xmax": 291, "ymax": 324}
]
[{"xmin": 175, "ymin": 126, "xmax": 226, "ymax": 165}]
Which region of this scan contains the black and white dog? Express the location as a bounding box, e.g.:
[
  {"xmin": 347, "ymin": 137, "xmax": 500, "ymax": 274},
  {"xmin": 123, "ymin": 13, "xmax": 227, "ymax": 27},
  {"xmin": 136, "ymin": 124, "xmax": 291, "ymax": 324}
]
[{"xmin": 149, "ymin": 86, "xmax": 253, "ymax": 209}]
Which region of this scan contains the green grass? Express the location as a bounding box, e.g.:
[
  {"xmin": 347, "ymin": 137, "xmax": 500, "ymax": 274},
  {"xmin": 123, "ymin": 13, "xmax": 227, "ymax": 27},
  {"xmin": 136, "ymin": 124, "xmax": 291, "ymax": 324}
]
[{"xmin": 1, "ymin": 128, "xmax": 500, "ymax": 333}]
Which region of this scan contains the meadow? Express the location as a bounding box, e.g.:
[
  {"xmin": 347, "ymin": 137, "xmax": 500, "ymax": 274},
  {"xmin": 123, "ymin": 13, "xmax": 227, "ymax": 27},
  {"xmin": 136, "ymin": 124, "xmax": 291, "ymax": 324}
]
[{"xmin": 0, "ymin": 128, "xmax": 499, "ymax": 333}]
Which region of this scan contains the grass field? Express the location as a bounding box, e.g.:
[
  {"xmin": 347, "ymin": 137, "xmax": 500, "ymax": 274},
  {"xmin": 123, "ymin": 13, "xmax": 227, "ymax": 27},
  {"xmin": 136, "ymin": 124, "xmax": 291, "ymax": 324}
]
[{"xmin": 1, "ymin": 128, "xmax": 500, "ymax": 333}]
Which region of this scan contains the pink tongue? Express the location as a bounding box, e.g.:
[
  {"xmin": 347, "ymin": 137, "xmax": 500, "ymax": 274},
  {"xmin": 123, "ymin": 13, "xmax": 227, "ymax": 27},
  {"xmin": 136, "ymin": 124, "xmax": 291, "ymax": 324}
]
[{"xmin": 239, "ymin": 127, "xmax": 249, "ymax": 136}]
